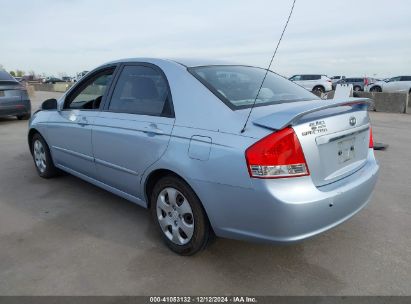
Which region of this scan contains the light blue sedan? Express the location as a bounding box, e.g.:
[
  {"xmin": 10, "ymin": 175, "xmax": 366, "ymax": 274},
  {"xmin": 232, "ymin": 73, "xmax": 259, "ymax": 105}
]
[{"xmin": 28, "ymin": 58, "xmax": 379, "ymax": 255}]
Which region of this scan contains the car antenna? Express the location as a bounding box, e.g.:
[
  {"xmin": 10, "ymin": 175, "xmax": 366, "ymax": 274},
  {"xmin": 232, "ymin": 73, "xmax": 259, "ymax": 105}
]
[{"xmin": 240, "ymin": 0, "xmax": 297, "ymax": 133}]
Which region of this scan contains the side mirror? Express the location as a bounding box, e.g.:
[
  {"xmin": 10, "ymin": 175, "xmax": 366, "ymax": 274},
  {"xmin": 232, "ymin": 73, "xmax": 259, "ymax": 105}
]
[{"xmin": 41, "ymin": 98, "xmax": 58, "ymax": 110}]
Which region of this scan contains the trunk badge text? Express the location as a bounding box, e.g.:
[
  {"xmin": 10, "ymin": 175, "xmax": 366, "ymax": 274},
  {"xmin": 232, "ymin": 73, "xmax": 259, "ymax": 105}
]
[{"xmin": 302, "ymin": 120, "xmax": 328, "ymax": 136}]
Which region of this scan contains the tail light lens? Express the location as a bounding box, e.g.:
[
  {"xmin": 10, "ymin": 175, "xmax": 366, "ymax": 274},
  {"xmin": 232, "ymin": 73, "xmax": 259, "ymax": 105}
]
[
  {"xmin": 369, "ymin": 127, "xmax": 374, "ymax": 148},
  {"xmin": 245, "ymin": 127, "xmax": 309, "ymax": 178}
]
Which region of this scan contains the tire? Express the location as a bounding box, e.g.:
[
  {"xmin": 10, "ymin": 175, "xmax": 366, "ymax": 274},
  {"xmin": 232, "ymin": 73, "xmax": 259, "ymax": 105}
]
[
  {"xmin": 354, "ymin": 86, "xmax": 361, "ymax": 92},
  {"xmin": 370, "ymin": 86, "xmax": 382, "ymax": 92},
  {"xmin": 313, "ymin": 86, "xmax": 325, "ymax": 94},
  {"xmin": 150, "ymin": 175, "xmax": 212, "ymax": 255},
  {"xmin": 31, "ymin": 133, "xmax": 58, "ymax": 178},
  {"xmin": 17, "ymin": 113, "xmax": 31, "ymax": 120}
]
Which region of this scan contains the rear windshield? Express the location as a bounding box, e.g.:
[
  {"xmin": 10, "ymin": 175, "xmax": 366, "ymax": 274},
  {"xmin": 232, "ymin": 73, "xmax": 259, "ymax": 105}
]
[{"xmin": 189, "ymin": 65, "xmax": 318, "ymax": 110}]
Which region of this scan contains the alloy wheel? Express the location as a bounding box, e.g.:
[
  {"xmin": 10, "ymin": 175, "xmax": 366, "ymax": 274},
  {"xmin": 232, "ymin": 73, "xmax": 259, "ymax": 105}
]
[{"xmin": 33, "ymin": 140, "xmax": 47, "ymax": 173}]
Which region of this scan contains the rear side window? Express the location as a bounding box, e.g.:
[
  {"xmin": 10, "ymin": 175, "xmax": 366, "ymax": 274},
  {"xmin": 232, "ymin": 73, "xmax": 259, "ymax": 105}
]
[
  {"xmin": 108, "ymin": 65, "xmax": 172, "ymax": 117},
  {"xmin": 189, "ymin": 65, "xmax": 318, "ymax": 110}
]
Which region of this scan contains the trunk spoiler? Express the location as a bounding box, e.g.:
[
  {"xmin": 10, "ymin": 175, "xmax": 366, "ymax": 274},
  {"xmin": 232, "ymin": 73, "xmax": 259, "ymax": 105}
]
[{"xmin": 252, "ymin": 97, "xmax": 372, "ymax": 130}]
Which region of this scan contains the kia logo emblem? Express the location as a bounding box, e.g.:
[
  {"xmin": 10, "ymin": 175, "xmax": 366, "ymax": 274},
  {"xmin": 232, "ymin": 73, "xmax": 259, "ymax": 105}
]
[{"xmin": 349, "ymin": 117, "xmax": 356, "ymax": 126}]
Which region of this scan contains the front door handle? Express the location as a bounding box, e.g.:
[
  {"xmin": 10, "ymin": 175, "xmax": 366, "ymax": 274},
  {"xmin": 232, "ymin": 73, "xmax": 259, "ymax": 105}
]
[
  {"xmin": 143, "ymin": 123, "xmax": 164, "ymax": 135},
  {"xmin": 77, "ymin": 116, "xmax": 88, "ymax": 126}
]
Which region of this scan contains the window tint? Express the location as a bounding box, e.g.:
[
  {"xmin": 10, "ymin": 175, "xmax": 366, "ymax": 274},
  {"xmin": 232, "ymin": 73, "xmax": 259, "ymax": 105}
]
[
  {"xmin": 400, "ymin": 76, "xmax": 411, "ymax": 81},
  {"xmin": 302, "ymin": 75, "xmax": 320, "ymax": 81},
  {"xmin": 65, "ymin": 70, "xmax": 114, "ymax": 110},
  {"xmin": 190, "ymin": 66, "xmax": 318, "ymax": 109},
  {"xmin": 389, "ymin": 76, "xmax": 401, "ymax": 82},
  {"xmin": 108, "ymin": 65, "xmax": 171, "ymax": 116}
]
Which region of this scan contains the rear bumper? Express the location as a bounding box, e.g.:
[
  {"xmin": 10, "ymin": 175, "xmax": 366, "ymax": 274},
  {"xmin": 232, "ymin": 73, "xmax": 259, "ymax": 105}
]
[
  {"xmin": 190, "ymin": 149, "xmax": 379, "ymax": 243},
  {"xmin": 0, "ymin": 100, "xmax": 31, "ymax": 117}
]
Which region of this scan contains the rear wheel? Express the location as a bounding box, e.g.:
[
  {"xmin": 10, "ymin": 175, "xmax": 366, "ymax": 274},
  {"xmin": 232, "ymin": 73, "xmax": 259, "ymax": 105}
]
[
  {"xmin": 353, "ymin": 86, "xmax": 361, "ymax": 92},
  {"xmin": 31, "ymin": 133, "xmax": 58, "ymax": 178},
  {"xmin": 313, "ymin": 86, "xmax": 325, "ymax": 94},
  {"xmin": 370, "ymin": 86, "xmax": 382, "ymax": 92},
  {"xmin": 150, "ymin": 175, "xmax": 212, "ymax": 255}
]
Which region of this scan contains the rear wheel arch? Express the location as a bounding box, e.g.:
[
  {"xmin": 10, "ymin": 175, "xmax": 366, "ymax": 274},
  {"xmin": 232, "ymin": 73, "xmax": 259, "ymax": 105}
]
[
  {"xmin": 145, "ymin": 169, "xmax": 193, "ymax": 208},
  {"xmin": 144, "ymin": 169, "xmax": 214, "ymax": 227}
]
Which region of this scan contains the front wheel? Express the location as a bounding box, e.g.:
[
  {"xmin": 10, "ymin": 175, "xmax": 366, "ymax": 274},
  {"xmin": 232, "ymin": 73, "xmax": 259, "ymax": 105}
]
[
  {"xmin": 354, "ymin": 86, "xmax": 361, "ymax": 92},
  {"xmin": 150, "ymin": 175, "xmax": 212, "ymax": 255},
  {"xmin": 31, "ymin": 133, "xmax": 58, "ymax": 178}
]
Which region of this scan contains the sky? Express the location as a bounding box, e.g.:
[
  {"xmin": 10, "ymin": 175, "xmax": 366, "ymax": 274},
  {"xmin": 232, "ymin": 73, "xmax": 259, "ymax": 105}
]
[{"xmin": 1, "ymin": 0, "xmax": 410, "ymax": 78}]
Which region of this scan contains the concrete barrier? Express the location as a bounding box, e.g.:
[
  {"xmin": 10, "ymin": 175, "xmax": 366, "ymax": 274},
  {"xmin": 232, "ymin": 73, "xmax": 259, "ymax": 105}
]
[
  {"xmin": 26, "ymin": 85, "xmax": 36, "ymax": 99},
  {"xmin": 353, "ymin": 92, "xmax": 409, "ymax": 114},
  {"xmin": 32, "ymin": 83, "xmax": 73, "ymax": 93},
  {"xmin": 318, "ymin": 90, "xmax": 408, "ymax": 113}
]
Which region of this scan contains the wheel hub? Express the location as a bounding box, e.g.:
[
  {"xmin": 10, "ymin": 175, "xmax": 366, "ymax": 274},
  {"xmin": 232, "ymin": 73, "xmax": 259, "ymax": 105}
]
[{"xmin": 156, "ymin": 187, "xmax": 194, "ymax": 245}]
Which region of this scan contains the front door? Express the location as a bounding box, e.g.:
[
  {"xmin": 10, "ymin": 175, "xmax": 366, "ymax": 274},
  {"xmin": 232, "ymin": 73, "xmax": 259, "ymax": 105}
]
[
  {"xmin": 92, "ymin": 63, "xmax": 175, "ymax": 198},
  {"xmin": 47, "ymin": 67, "xmax": 116, "ymax": 178}
]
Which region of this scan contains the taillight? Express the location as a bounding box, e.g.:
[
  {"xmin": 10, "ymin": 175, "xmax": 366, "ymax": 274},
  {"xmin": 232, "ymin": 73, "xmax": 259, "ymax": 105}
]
[
  {"xmin": 369, "ymin": 127, "xmax": 374, "ymax": 148},
  {"xmin": 245, "ymin": 127, "xmax": 309, "ymax": 178}
]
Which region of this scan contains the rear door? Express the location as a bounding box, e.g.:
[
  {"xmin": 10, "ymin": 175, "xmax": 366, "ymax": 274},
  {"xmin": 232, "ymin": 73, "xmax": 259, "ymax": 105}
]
[
  {"xmin": 383, "ymin": 76, "xmax": 401, "ymax": 92},
  {"xmin": 303, "ymin": 75, "xmax": 320, "ymax": 91},
  {"xmin": 92, "ymin": 63, "xmax": 175, "ymax": 198}
]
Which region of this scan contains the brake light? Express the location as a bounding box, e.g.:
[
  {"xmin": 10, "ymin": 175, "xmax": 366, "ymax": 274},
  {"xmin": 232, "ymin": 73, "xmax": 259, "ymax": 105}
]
[
  {"xmin": 245, "ymin": 127, "xmax": 309, "ymax": 178},
  {"xmin": 369, "ymin": 127, "xmax": 374, "ymax": 148}
]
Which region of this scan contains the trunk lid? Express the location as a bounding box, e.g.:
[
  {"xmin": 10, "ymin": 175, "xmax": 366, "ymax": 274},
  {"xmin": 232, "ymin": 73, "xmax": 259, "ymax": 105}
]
[{"xmin": 252, "ymin": 98, "xmax": 372, "ymax": 186}]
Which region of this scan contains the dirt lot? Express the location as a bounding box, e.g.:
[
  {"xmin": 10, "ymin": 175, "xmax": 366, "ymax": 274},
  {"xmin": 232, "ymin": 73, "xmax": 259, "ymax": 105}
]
[{"xmin": 0, "ymin": 91, "xmax": 410, "ymax": 295}]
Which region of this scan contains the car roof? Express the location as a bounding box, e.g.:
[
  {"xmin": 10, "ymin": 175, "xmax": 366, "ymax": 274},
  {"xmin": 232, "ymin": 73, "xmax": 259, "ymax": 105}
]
[{"xmin": 105, "ymin": 57, "xmax": 241, "ymax": 68}]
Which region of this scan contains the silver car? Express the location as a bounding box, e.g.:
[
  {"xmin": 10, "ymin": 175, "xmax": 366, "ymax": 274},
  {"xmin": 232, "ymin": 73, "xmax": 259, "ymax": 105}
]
[{"xmin": 28, "ymin": 58, "xmax": 379, "ymax": 255}]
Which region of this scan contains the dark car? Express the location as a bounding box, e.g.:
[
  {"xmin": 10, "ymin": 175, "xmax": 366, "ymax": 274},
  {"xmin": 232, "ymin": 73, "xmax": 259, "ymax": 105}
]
[
  {"xmin": 0, "ymin": 71, "xmax": 31, "ymax": 120},
  {"xmin": 333, "ymin": 77, "xmax": 365, "ymax": 91}
]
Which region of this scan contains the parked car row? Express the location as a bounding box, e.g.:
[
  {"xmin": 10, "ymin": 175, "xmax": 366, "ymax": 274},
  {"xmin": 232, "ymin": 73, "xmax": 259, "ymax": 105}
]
[{"xmin": 290, "ymin": 74, "xmax": 411, "ymax": 95}]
